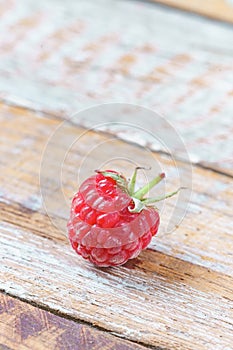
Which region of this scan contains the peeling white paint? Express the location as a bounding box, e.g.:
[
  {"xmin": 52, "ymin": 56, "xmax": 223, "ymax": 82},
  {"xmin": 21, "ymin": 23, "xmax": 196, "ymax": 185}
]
[
  {"xmin": 0, "ymin": 221, "xmax": 233, "ymax": 349},
  {"xmin": 0, "ymin": 0, "xmax": 232, "ymax": 172}
]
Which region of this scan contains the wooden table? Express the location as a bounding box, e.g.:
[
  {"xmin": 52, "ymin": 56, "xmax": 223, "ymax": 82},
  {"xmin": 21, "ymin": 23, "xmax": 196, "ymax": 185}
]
[{"xmin": 0, "ymin": 1, "xmax": 233, "ymax": 349}]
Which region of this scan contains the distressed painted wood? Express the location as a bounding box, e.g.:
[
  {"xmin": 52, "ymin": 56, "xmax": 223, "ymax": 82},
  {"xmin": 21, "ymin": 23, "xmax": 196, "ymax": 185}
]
[
  {"xmin": 1, "ymin": 218, "xmax": 233, "ymax": 349},
  {"xmin": 0, "ymin": 0, "xmax": 232, "ymax": 174},
  {"xmin": 0, "ymin": 105, "xmax": 233, "ymax": 349},
  {"xmin": 152, "ymin": 0, "xmax": 233, "ymax": 23},
  {"xmin": 0, "ymin": 293, "xmax": 147, "ymax": 350}
]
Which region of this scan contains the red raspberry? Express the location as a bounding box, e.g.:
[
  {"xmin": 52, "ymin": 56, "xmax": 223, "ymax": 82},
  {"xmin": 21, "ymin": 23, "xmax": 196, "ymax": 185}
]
[{"xmin": 68, "ymin": 169, "xmax": 179, "ymax": 267}]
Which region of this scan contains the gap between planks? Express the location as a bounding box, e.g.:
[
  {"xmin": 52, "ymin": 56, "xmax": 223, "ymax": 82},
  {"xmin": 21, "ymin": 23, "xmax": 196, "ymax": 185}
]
[{"xmin": 0, "ymin": 100, "xmax": 232, "ymax": 179}]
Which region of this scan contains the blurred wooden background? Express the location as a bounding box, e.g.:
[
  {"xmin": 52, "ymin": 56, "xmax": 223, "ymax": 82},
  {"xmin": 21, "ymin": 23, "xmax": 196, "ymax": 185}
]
[
  {"xmin": 152, "ymin": 0, "xmax": 233, "ymax": 23},
  {"xmin": 0, "ymin": 0, "xmax": 232, "ymax": 174}
]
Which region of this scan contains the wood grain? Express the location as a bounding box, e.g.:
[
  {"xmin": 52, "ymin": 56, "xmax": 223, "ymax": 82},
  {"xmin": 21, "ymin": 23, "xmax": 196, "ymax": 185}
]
[
  {"xmin": 1, "ymin": 219, "xmax": 233, "ymax": 350},
  {"xmin": 0, "ymin": 104, "xmax": 233, "ymax": 349},
  {"xmin": 0, "ymin": 0, "xmax": 232, "ymax": 174},
  {"xmin": 152, "ymin": 0, "xmax": 233, "ymax": 23},
  {"xmin": 0, "ymin": 293, "xmax": 147, "ymax": 350}
]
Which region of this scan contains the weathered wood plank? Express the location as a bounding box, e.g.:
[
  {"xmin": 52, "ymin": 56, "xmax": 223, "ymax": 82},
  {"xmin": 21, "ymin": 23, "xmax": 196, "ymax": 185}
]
[
  {"xmin": 0, "ymin": 0, "xmax": 232, "ymax": 174},
  {"xmin": 0, "ymin": 104, "xmax": 232, "ymax": 274},
  {"xmin": 151, "ymin": 0, "xmax": 233, "ymax": 23},
  {"xmin": 0, "ymin": 105, "xmax": 233, "ymax": 349},
  {"xmin": 0, "ymin": 107, "xmax": 233, "ymax": 274},
  {"xmin": 1, "ymin": 222, "xmax": 233, "ymax": 350},
  {"xmin": 0, "ymin": 293, "xmax": 147, "ymax": 350}
]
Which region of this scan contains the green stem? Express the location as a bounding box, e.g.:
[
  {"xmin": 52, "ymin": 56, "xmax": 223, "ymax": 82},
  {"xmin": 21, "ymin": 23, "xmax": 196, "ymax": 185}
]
[
  {"xmin": 142, "ymin": 187, "xmax": 186, "ymax": 204},
  {"xmin": 128, "ymin": 197, "xmax": 146, "ymax": 213},
  {"xmin": 133, "ymin": 173, "xmax": 165, "ymax": 199},
  {"xmin": 128, "ymin": 167, "xmax": 150, "ymax": 195}
]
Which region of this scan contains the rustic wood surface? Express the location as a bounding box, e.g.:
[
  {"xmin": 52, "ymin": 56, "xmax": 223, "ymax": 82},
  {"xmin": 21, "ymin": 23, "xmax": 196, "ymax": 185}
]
[
  {"xmin": 0, "ymin": 1, "xmax": 233, "ymax": 349},
  {"xmin": 0, "ymin": 293, "xmax": 147, "ymax": 350},
  {"xmin": 0, "ymin": 0, "xmax": 232, "ymax": 175},
  {"xmin": 152, "ymin": 0, "xmax": 233, "ymax": 23},
  {"xmin": 0, "ymin": 104, "xmax": 233, "ymax": 350}
]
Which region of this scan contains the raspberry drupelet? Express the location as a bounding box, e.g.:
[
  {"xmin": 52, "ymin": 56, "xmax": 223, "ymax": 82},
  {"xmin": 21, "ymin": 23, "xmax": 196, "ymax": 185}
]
[{"xmin": 68, "ymin": 169, "xmax": 181, "ymax": 267}]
